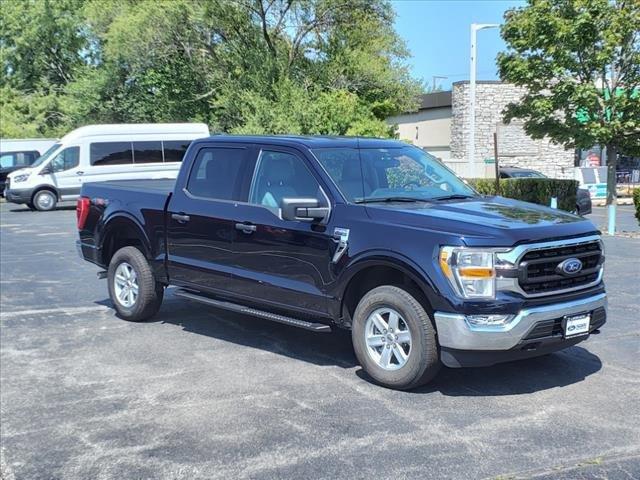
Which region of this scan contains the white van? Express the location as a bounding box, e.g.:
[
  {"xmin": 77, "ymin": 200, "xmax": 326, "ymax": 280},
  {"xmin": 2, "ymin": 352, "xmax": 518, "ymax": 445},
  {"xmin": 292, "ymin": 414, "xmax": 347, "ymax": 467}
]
[{"xmin": 4, "ymin": 123, "xmax": 209, "ymax": 211}]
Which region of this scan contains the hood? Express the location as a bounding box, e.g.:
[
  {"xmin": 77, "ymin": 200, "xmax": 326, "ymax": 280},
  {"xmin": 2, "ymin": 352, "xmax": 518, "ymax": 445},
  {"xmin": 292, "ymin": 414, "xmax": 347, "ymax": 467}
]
[
  {"xmin": 6, "ymin": 167, "xmax": 33, "ymax": 178},
  {"xmin": 365, "ymin": 196, "xmax": 599, "ymax": 247}
]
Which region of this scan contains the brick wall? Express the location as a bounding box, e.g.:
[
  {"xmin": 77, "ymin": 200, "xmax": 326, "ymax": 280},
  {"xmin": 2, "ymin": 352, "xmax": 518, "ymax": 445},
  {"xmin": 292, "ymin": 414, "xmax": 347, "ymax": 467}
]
[{"xmin": 450, "ymin": 81, "xmax": 574, "ymax": 179}]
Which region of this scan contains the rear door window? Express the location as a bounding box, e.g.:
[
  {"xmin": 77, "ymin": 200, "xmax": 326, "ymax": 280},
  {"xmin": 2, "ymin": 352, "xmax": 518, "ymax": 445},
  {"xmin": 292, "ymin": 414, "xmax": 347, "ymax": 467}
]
[
  {"xmin": 90, "ymin": 142, "xmax": 133, "ymax": 166},
  {"xmin": 0, "ymin": 153, "xmax": 17, "ymax": 168},
  {"xmin": 0, "ymin": 151, "xmax": 39, "ymax": 168},
  {"xmin": 186, "ymin": 147, "xmax": 250, "ymax": 201}
]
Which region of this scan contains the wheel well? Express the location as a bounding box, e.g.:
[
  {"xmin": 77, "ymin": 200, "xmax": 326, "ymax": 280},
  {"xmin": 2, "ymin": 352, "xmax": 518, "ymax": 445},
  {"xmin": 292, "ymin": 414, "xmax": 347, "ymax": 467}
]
[
  {"xmin": 31, "ymin": 186, "xmax": 58, "ymax": 202},
  {"xmin": 101, "ymin": 221, "xmax": 148, "ymax": 266},
  {"xmin": 341, "ymin": 265, "xmax": 433, "ymax": 327}
]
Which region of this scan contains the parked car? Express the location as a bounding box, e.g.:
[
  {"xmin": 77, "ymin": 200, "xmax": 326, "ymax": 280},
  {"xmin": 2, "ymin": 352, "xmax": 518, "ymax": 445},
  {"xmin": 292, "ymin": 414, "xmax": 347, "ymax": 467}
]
[
  {"xmin": 0, "ymin": 150, "xmax": 40, "ymax": 196},
  {"xmin": 0, "ymin": 138, "xmax": 58, "ymax": 195},
  {"xmin": 77, "ymin": 136, "xmax": 606, "ymax": 390},
  {"xmin": 499, "ymin": 166, "xmax": 592, "ymax": 215},
  {"xmin": 4, "ymin": 123, "xmax": 210, "ymax": 211}
]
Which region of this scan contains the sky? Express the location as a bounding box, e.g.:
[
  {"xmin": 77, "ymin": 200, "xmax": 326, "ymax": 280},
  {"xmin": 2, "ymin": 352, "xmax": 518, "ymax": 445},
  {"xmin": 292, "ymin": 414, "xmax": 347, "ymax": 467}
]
[{"xmin": 392, "ymin": 0, "xmax": 527, "ymax": 91}]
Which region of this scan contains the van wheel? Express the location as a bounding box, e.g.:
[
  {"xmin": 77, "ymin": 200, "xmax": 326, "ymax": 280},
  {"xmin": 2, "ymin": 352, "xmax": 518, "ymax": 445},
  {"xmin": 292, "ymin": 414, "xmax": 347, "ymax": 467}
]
[
  {"xmin": 32, "ymin": 190, "xmax": 57, "ymax": 211},
  {"xmin": 107, "ymin": 246, "xmax": 164, "ymax": 322},
  {"xmin": 352, "ymin": 286, "xmax": 440, "ymax": 390}
]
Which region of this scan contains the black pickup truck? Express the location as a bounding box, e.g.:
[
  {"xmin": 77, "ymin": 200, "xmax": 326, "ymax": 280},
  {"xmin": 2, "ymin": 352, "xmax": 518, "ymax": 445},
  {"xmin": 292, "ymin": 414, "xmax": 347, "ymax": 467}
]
[{"xmin": 77, "ymin": 135, "xmax": 606, "ymax": 390}]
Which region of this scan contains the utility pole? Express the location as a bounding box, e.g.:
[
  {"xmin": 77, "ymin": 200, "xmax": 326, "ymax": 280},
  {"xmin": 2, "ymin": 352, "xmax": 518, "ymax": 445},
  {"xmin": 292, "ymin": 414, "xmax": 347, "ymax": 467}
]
[{"xmin": 468, "ymin": 23, "xmax": 499, "ymax": 177}]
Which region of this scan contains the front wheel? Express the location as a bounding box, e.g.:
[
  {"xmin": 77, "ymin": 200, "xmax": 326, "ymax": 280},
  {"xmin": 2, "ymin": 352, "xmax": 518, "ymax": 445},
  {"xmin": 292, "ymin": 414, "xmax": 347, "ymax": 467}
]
[
  {"xmin": 107, "ymin": 246, "xmax": 164, "ymax": 321},
  {"xmin": 32, "ymin": 190, "xmax": 57, "ymax": 211},
  {"xmin": 352, "ymin": 285, "xmax": 440, "ymax": 390}
]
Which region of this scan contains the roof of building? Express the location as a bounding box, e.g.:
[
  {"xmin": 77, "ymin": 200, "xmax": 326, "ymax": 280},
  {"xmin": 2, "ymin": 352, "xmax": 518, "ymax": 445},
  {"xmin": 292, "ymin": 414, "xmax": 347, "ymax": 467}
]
[
  {"xmin": 418, "ymin": 90, "xmax": 452, "ymax": 110},
  {"xmin": 452, "ymin": 80, "xmax": 506, "ymax": 86}
]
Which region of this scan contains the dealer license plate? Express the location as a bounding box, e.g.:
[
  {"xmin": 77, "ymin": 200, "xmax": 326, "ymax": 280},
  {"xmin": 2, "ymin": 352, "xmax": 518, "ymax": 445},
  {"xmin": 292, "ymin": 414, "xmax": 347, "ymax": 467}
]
[{"xmin": 564, "ymin": 313, "xmax": 591, "ymax": 338}]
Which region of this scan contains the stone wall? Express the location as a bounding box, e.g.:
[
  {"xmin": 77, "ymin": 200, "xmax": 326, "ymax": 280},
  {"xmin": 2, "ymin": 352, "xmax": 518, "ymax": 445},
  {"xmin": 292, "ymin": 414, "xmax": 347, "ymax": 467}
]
[{"xmin": 450, "ymin": 81, "xmax": 574, "ymax": 179}]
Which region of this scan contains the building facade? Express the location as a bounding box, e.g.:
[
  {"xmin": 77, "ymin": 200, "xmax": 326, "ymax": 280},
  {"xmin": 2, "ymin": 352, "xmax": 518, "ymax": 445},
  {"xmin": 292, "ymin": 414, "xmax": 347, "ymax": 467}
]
[
  {"xmin": 387, "ymin": 81, "xmax": 575, "ymax": 179},
  {"xmin": 386, "ymin": 91, "xmax": 453, "ymax": 161}
]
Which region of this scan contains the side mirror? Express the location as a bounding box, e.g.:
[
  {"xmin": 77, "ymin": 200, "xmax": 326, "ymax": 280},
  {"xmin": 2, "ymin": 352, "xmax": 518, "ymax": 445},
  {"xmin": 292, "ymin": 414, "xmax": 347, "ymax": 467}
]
[
  {"xmin": 40, "ymin": 163, "xmax": 53, "ymax": 175},
  {"xmin": 281, "ymin": 198, "xmax": 329, "ymax": 223}
]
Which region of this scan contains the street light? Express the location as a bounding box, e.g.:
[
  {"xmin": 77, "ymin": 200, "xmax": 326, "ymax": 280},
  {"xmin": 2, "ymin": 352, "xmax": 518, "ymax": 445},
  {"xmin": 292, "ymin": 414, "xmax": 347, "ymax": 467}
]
[
  {"xmin": 432, "ymin": 75, "xmax": 448, "ymax": 91},
  {"xmin": 468, "ymin": 23, "xmax": 499, "ymax": 175}
]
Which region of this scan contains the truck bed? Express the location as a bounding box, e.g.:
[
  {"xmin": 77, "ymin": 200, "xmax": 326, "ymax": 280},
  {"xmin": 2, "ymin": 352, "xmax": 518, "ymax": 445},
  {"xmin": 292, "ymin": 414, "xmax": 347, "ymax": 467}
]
[{"xmin": 79, "ymin": 179, "xmax": 175, "ymax": 270}]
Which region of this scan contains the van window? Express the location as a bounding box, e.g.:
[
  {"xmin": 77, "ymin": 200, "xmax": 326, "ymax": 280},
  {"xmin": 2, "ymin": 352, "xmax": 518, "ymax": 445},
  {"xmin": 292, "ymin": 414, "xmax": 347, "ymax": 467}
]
[
  {"xmin": 90, "ymin": 142, "xmax": 133, "ymax": 166},
  {"xmin": 0, "ymin": 151, "xmax": 39, "ymax": 168},
  {"xmin": 163, "ymin": 140, "xmax": 191, "ymax": 163},
  {"xmin": 0, "ymin": 154, "xmax": 15, "ymax": 168},
  {"xmin": 51, "ymin": 147, "xmax": 80, "ymax": 172},
  {"xmin": 186, "ymin": 148, "xmax": 249, "ymax": 200},
  {"xmin": 133, "ymin": 141, "xmax": 163, "ymax": 164}
]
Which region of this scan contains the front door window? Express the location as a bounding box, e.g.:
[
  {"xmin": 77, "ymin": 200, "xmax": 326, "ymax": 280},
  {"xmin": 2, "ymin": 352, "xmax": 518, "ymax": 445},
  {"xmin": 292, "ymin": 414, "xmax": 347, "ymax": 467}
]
[
  {"xmin": 50, "ymin": 147, "xmax": 80, "ymax": 172},
  {"xmin": 249, "ymin": 150, "xmax": 327, "ymax": 212}
]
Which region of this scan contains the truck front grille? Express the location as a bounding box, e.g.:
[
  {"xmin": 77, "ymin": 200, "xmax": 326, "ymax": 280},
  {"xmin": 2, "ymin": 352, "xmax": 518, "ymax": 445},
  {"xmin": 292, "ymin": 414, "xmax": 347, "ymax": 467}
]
[{"xmin": 518, "ymin": 240, "xmax": 603, "ymax": 296}]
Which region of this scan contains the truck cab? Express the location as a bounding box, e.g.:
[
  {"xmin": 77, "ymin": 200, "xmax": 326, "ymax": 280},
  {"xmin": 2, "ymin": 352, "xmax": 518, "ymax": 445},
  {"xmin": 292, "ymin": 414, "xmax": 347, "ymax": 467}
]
[{"xmin": 77, "ymin": 135, "xmax": 606, "ymax": 390}]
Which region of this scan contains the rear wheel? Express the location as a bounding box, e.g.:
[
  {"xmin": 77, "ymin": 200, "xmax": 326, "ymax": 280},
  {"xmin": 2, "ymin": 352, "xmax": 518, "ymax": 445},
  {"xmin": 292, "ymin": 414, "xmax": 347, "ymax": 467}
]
[
  {"xmin": 352, "ymin": 285, "xmax": 440, "ymax": 390},
  {"xmin": 32, "ymin": 190, "xmax": 57, "ymax": 211},
  {"xmin": 107, "ymin": 246, "xmax": 164, "ymax": 321}
]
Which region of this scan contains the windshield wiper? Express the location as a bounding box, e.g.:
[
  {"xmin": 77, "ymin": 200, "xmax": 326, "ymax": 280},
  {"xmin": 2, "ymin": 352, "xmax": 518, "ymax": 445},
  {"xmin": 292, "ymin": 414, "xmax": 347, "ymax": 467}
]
[
  {"xmin": 354, "ymin": 196, "xmax": 429, "ymax": 204},
  {"xmin": 432, "ymin": 194, "xmax": 475, "ymax": 201}
]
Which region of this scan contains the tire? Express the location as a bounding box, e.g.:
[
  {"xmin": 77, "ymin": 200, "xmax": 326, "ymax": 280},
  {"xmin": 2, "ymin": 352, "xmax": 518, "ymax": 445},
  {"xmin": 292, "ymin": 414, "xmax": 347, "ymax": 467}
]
[
  {"xmin": 26, "ymin": 202, "xmax": 36, "ymax": 211},
  {"xmin": 352, "ymin": 285, "xmax": 440, "ymax": 390},
  {"xmin": 32, "ymin": 189, "xmax": 57, "ymax": 211},
  {"xmin": 107, "ymin": 246, "xmax": 164, "ymax": 322}
]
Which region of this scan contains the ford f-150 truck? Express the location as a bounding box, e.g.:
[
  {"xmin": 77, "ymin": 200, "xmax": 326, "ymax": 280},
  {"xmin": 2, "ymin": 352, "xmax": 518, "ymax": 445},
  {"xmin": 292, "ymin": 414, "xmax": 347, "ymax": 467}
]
[{"xmin": 77, "ymin": 135, "xmax": 606, "ymax": 390}]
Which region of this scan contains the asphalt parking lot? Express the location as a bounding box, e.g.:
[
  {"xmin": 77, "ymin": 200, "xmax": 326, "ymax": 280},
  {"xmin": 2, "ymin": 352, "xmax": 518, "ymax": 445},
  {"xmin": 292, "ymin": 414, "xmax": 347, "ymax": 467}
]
[{"xmin": 1, "ymin": 201, "xmax": 639, "ymax": 480}]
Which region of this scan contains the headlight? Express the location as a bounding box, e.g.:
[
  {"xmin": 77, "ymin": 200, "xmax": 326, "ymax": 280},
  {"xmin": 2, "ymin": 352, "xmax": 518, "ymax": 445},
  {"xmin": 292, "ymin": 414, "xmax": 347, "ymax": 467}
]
[
  {"xmin": 439, "ymin": 247, "xmax": 497, "ymax": 299},
  {"xmin": 13, "ymin": 174, "xmax": 30, "ymax": 183}
]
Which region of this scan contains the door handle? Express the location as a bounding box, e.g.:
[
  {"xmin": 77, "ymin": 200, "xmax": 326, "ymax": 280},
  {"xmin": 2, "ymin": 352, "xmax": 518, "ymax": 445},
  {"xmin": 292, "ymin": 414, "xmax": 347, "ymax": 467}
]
[
  {"xmin": 171, "ymin": 213, "xmax": 190, "ymax": 223},
  {"xmin": 235, "ymin": 222, "xmax": 257, "ymax": 234},
  {"xmin": 76, "ymin": 171, "xmax": 84, "ymax": 175}
]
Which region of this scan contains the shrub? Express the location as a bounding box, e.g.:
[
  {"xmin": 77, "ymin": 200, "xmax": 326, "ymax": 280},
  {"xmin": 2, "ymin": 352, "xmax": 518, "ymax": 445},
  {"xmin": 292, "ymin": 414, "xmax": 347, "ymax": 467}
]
[
  {"xmin": 466, "ymin": 178, "xmax": 579, "ymax": 212},
  {"xmin": 634, "ymin": 188, "xmax": 640, "ymax": 225}
]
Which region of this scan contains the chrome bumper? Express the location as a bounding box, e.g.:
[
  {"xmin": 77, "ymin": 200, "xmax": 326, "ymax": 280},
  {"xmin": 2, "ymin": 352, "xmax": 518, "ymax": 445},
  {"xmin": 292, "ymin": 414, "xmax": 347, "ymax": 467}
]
[{"xmin": 434, "ymin": 293, "xmax": 607, "ymax": 351}]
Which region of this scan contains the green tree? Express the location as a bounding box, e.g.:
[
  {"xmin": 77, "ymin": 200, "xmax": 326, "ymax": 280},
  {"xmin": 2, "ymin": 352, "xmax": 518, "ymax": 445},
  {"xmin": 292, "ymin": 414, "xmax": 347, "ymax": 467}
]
[
  {"xmin": 1, "ymin": 0, "xmax": 421, "ymax": 138},
  {"xmin": 0, "ymin": 0, "xmax": 90, "ymax": 136},
  {"xmin": 498, "ymin": 0, "xmax": 640, "ymax": 217}
]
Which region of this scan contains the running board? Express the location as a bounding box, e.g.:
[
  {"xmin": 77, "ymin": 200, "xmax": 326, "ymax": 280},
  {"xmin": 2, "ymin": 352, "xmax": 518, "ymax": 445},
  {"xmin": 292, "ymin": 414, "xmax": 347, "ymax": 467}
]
[{"xmin": 173, "ymin": 289, "xmax": 332, "ymax": 333}]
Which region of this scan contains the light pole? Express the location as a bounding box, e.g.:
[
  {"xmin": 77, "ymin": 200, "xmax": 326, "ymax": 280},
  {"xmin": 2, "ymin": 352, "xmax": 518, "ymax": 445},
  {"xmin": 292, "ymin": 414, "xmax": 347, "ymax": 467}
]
[
  {"xmin": 468, "ymin": 23, "xmax": 499, "ymax": 175},
  {"xmin": 432, "ymin": 75, "xmax": 448, "ymax": 91}
]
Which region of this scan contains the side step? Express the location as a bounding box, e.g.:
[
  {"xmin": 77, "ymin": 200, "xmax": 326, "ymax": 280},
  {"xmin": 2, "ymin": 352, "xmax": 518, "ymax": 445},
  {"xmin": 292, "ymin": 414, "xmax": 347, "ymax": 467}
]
[{"xmin": 173, "ymin": 289, "xmax": 332, "ymax": 333}]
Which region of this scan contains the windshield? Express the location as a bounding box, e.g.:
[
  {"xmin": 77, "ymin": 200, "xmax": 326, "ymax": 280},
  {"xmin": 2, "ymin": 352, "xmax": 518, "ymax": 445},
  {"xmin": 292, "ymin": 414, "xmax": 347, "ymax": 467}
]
[
  {"xmin": 30, "ymin": 143, "xmax": 61, "ymax": 168},
  {"xmin": 508, "ymin": 170, "xmax": 546, "ymax": 178},
  {"xmin": 313, "ymin": 146, "xmax": 475, "ymax": 203}
]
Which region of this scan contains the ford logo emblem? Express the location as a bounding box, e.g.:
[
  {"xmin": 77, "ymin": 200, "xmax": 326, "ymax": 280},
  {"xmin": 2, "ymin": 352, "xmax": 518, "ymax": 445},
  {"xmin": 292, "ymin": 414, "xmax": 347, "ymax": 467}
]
[{"xmin": 557, "ymin": 258, "xmax": 583, "ymax": 275}]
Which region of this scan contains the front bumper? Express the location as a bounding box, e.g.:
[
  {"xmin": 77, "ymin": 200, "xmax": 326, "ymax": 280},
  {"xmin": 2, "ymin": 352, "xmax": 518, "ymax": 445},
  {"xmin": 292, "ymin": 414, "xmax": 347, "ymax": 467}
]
[
  {"xmin": 4, "ymin": 188, "xmax": 33, "ymax": 204},
  {"xmin": 435, "ymin": 293, "xmax": 606, "ymax": 367}
]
